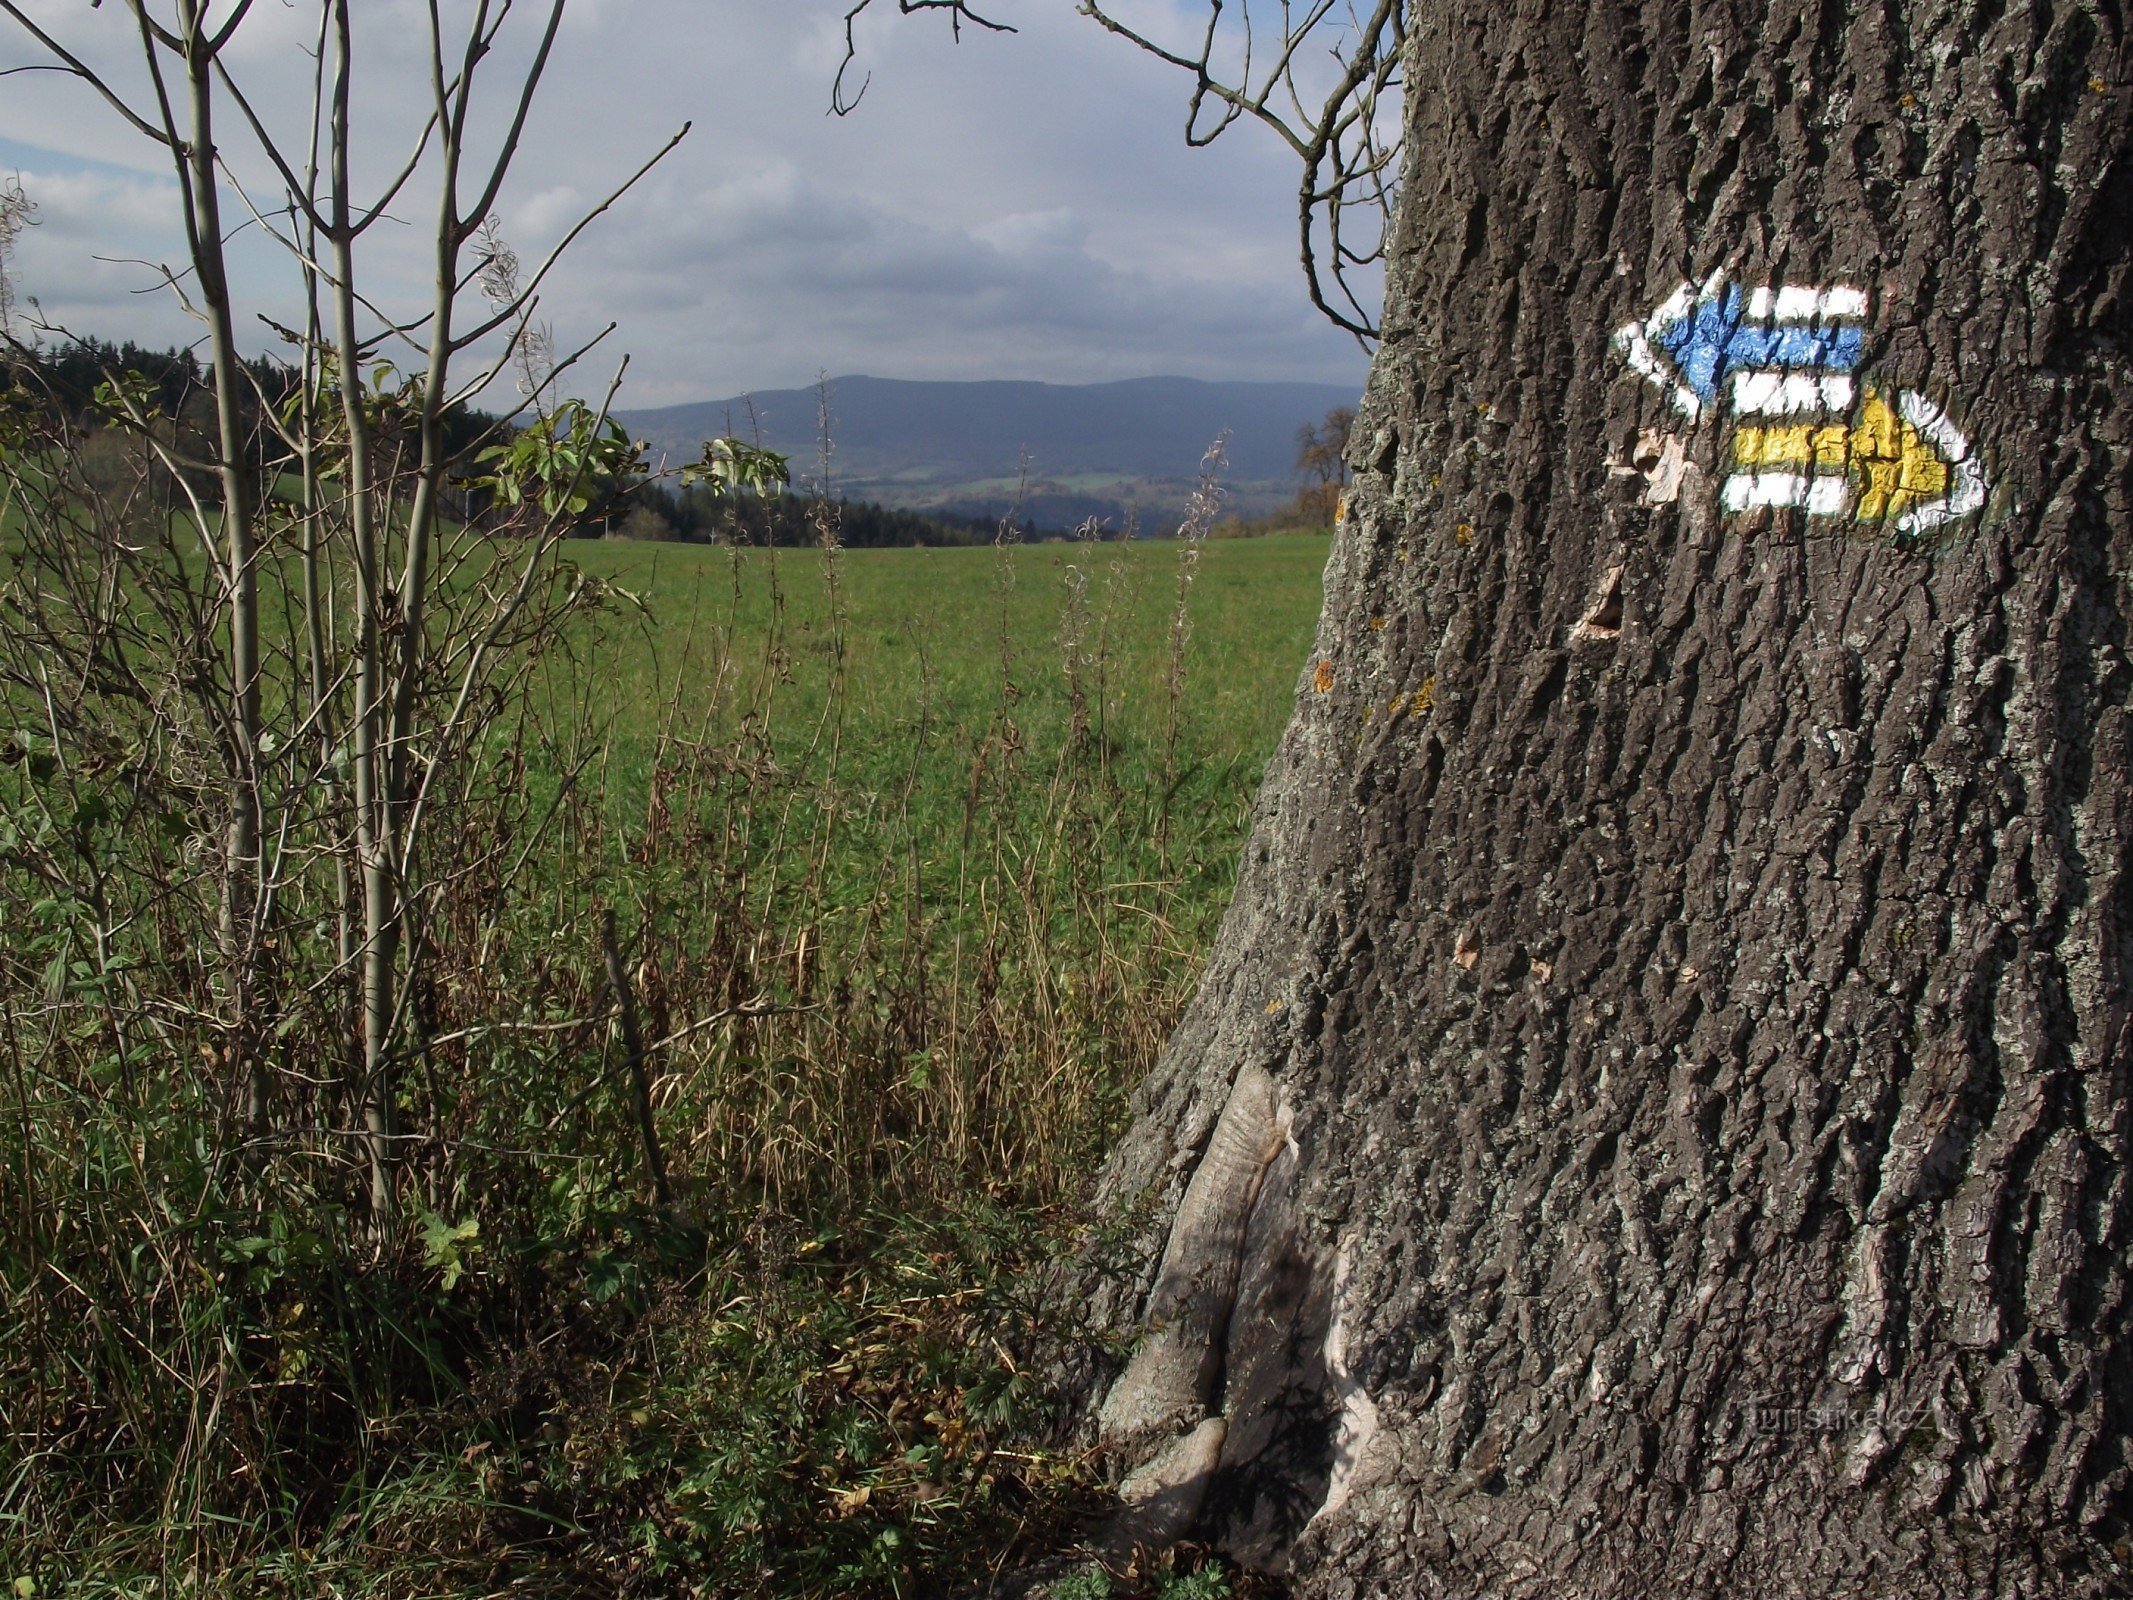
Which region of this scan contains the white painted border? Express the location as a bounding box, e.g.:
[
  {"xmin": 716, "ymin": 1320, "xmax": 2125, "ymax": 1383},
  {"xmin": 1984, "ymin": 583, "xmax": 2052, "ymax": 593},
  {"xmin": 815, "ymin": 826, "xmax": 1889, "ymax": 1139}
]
[
  {"xmin": 1733, "ymin": 371, "xmax": 1856, "ymax": 415},
  {"xmin": 1722, "ymin": 472, "xmax": 1850, "ymax": 515},
  {"xmin": 1895, "ymin": 390, "xmax": 1988, "ymax": 533},
  {"xmin": 1745, "ymin": 285, "xmax": 1868, "ymax": 320},
  {"xmin": 1613, "ymin": 280, "xmax": 1703, "ymax": 421}
]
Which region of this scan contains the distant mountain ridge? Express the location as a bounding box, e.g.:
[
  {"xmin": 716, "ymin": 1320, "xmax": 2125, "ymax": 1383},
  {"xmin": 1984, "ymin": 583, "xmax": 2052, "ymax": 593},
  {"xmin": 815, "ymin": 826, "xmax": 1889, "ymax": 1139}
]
[{"xmin": 618, "ymin": 374, "xmax": 1359, "ymax": 530}]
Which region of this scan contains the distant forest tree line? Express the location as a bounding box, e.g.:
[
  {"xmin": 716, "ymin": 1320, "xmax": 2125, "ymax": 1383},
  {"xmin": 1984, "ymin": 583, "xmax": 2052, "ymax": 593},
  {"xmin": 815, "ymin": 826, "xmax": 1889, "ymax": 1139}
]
[
  {"xmin": 1, "ymin": 338, "xmax": 1026, "ymax": 548},
  {"xmin": 1, "ymin": 337, "xmax": 502, "ymax": 519},
  {"xmin": 4, "ymin": 340, "xmax": 1353, "ymax": 548},
  {"xmin": 618, "ymin": 478, "xmax": 1008, "ymax": 547}
]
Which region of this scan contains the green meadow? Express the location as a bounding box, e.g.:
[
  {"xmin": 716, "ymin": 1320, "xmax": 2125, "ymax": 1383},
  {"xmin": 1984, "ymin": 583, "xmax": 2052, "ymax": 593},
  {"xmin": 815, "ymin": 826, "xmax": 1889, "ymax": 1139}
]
[
  {"xmin": 568, "ymin": 532, "xmax": 1324, "ymax": 778},
  {"xmin": 3, "ymin": 526, "xmax": 1330, "ymax": 1597},
  {"xmin": 527, "ymin": 531, "xmax": 1326, "ymax": 1207}
]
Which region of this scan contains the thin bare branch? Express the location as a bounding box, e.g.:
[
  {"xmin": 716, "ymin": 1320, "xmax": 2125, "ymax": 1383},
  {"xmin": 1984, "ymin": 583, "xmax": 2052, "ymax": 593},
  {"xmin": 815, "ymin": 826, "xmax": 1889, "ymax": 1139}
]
[
  {"xmin": 1073, "ymin": 0, "xmax": 1404, "ymax": 340},
  {"xmin": 457, "ymin": 0, "xmax": 569, "ymax": 234},
  {"xmin": 833, "ymin": 0, "xmax": 1013, "ymax": 115},
  {"xmin": 206, "ymin": 0, "xmax": 260, "ymax": 55},
  {"xmin": 0, "ymin": 1, "xmax": 172, "ymax": 144},
  {"xmin": 449, "ymin": 124, "xmax": 688, "ymax": 353}
]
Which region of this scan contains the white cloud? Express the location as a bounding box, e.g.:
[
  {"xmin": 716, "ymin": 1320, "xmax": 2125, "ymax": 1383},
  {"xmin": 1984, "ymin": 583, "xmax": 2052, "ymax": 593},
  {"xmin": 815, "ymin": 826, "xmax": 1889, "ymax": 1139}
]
[
  {"xmin": 973, "ymin": 209, "xmax": 1092, "ymax": 257},
  {"xmin": 16, "ymin": 167, "xmax": 173, "ymax": 241},
  {"xmin": 0, "ymin": 0, "xmax": 1375, "ymax": 408}
]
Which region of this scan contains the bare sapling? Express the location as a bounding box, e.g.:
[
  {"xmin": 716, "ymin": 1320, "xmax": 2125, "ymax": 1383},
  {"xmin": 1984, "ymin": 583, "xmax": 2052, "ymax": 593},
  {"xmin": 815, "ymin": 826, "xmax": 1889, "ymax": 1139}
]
[{"xmin": 0, "ymin": 0, "xmax": 682, "ymax": 1221}]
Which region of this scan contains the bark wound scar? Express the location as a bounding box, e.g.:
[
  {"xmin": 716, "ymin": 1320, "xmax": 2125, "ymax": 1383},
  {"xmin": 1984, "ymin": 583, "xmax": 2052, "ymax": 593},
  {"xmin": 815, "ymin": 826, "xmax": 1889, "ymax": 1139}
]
[
  {"xmin": 1310, "ymin": 1241, "xmax": 1382, "ymax": 1530},
  {"xmin": 1570, "ymin": 563, "xmax": 1625, "ymax": 645},
  {"xmin": 1099, "ymin": 1064, "xmax": 1287, "ymax": 1447},
  {"xmin": 1634, "ymin": 429, "xmax": 1687, "ymax": 504}
]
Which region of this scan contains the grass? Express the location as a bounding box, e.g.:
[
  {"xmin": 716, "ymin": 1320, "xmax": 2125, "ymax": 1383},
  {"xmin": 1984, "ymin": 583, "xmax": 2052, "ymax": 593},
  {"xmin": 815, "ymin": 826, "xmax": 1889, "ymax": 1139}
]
[
  {"xmin": 560, "ymin": 534, "xmax": 1323, "ymax": 919},
  {"xmin": 535, "ymin": 530, "xmax": 1325, "ymax": 1210},
  {"xmin": 571, "ymin": 532, "xmax": 1319, "ymax": 748},
  {"xmin": 0, "ymin": 521, "xmax": 1328, "ymax": 1598}
]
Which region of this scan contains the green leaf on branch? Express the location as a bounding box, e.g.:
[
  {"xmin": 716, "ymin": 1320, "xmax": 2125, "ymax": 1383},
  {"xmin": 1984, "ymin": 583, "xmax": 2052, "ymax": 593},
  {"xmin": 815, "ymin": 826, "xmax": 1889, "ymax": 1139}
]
[
  {"xmin": 419, "ymin": 1211, "xmax": 483, "ymax": 1291},
  {"xmin": 681, "ymin": 436, "xmax": 790, "ymax": 498},
  {"xmin": 468, "ymin": 398, "xmax": 637, "ymax": 519}
]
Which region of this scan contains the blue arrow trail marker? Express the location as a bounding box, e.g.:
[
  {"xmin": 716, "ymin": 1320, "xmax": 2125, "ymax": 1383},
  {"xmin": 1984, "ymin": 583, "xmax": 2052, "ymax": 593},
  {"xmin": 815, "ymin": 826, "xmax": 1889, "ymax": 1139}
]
[
  {"xmin": 1612, "ymin": 269, "xmax": 1988, "ymax": 535},
  {"xmin": 1615, "ymin": 272, "xmax": 1867, "ymax": 422}
]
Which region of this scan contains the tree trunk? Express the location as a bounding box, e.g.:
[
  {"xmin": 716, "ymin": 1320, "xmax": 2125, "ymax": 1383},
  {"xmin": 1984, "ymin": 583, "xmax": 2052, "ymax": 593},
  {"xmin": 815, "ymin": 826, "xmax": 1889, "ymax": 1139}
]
[
  {"xmin": 1087, "ymin": 2, "xmax": 2131, "ymax": 1594},
  {"xmin": 175, "ymin": 9, "xmax": 266, "ymax": 1136}
]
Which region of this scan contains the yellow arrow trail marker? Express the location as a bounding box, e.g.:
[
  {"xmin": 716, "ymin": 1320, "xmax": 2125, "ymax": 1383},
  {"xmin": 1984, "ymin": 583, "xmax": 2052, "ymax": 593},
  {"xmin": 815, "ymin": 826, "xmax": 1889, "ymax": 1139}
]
[{"xmin": 1725, "ymin": 385, "xmax": 1984, "ymax": 533}]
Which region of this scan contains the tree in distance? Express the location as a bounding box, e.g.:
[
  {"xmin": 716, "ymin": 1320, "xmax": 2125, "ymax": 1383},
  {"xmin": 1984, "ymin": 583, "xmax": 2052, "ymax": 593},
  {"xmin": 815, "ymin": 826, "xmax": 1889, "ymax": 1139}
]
[{"xmin": 1295, "ymin": 404, "xmax": 1357, "ymax": 525}]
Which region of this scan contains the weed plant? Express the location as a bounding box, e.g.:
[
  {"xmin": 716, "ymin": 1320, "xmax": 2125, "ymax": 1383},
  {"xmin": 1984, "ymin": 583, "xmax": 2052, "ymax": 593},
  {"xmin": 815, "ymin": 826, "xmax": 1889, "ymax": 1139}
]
[{"xmin": 0, "ymin": 439, "xmax": 1323, "ymax": 1595}]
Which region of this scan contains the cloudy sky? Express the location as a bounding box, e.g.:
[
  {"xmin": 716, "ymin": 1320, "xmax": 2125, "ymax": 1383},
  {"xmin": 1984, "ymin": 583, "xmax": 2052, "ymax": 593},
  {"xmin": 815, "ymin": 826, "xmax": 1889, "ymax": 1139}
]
[{"xmin": 0, "ymin": 1, "xmax": 1376, "ymax": 409}]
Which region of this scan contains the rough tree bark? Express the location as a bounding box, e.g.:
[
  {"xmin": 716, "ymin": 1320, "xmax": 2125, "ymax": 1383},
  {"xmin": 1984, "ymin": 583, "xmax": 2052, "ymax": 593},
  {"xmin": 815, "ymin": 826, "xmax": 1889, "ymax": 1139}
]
[{"xmin": 1085, "ymin": 1, "xmax": 2132, "ymax": 1594}]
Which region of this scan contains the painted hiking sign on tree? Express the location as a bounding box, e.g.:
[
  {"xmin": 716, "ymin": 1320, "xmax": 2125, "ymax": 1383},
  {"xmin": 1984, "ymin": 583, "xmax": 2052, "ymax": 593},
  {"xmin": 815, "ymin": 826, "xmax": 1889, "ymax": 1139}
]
[
  {"xmin": 1065, "ymin": 0, "xmax": 2133, "ymax": 1594},
  {"xmin": 1616, "ymin": 272, "xmax": 1990, "ymax": 532}
]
